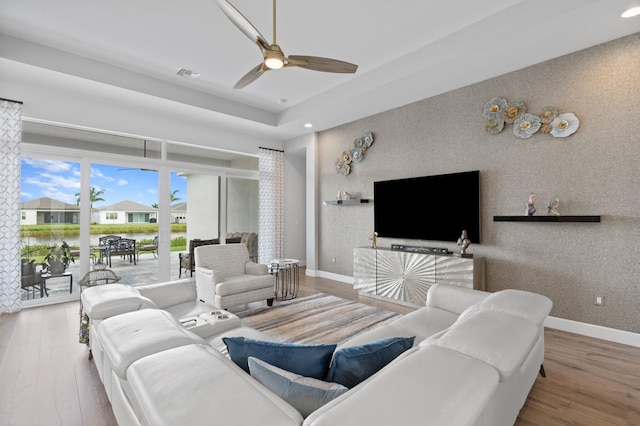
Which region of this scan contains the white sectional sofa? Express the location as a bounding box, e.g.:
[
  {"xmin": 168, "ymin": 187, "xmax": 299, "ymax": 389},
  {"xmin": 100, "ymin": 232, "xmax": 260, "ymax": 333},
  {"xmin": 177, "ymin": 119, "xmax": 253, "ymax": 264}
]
[{"xmin": 81, "ymin": 281, "xmax": 552, "ymax": 426}]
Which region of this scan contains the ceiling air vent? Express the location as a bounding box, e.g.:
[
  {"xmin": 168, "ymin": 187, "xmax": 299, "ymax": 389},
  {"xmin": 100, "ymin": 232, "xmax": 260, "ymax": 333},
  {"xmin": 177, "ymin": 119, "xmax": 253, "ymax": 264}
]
[{"xmin": 176, "ymin": 68, "xmax": 200, "ymax": 79}]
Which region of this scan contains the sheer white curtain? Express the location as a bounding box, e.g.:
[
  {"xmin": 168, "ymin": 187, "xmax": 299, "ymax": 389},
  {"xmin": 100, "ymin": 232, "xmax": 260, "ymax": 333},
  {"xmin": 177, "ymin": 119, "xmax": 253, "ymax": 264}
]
[
  {"xmin": 258, "ymin": 148, "xmax": 284, "ymax": 264},
  {"xmin": 0, "ymin": 99, "xmax": 23, "ymax": 313}
]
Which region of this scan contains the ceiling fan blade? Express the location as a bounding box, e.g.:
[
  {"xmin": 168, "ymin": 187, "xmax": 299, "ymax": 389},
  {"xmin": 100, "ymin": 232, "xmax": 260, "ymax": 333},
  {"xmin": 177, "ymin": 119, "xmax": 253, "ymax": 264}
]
[
  {"xmin": 215, "ymin": 0, "xmax": 270, "ymax": 49},
  {"xmin": 288, "ymin": 55, "xmax": 358, "ymax": 73},
  {"xmin": 234, "ymin": 63, "xmax": 267, "ymax": 89}
]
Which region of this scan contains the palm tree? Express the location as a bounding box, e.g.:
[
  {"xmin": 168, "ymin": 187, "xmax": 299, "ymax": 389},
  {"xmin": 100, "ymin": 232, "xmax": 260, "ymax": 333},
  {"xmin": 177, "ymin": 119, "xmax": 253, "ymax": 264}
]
[
  {"xmin": 75, "ymin": 186, "xmax": 105, "ymax": 221},
  {"xmin": 151, "ymin": 189, "xmax": 181, "ymax": 209}
]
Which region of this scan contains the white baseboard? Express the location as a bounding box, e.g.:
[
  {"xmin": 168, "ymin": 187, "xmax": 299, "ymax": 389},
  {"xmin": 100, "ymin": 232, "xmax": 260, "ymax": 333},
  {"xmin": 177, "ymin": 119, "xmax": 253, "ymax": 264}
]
[
  {"xmin": 544, "ymin": 316, "xmax": 640, "ymax": 348},
  {"xmin": 313, "ymin": 270, "xmax": 354, "ymax": 284},
  {"xmin": 309, "ymin": 270, "xmax": 640, "ymax": 349}
]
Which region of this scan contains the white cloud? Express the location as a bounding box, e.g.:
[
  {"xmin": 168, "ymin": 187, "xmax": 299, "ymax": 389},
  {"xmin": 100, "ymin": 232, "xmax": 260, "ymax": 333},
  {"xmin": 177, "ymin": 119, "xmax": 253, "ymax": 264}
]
[
  {"xmin": 22, "ymin": 158, "xmax": 74, "ymax": 173},
  {"xmin": 91, "ymin": 167, "xmax": 115, "ymax": 182},
  {"xmin": 118, "ymin": 179, "xmax": 128, "ymax": 186}
]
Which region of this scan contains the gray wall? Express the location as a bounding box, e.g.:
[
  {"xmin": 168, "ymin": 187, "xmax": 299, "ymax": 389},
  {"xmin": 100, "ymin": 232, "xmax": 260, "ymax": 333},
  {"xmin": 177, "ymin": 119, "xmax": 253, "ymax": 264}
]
[{"xmin": 317, "ymin": 33, "xmax": 640, "ymax": 333}]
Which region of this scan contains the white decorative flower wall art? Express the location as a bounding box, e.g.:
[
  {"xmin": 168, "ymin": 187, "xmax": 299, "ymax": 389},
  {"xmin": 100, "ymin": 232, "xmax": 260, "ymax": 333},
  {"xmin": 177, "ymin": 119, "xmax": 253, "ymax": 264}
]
[
  {"xmin": 483, "ymin": 98, "xmax": 579, "ymax": 139},
  {"xmin": 334, "ymin": 132, "xmax": 374, "ymax": 176}
]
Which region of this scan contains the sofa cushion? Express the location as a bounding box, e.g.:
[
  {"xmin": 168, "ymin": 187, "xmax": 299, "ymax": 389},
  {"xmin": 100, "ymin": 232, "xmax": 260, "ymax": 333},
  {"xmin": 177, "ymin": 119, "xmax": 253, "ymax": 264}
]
[
  {"xmin": 215, "ymin": 274, "xmax": 274, "ymax": 296},
  {"xmin": 426, "ymin": 283, "xmax": 489, "ymax": 314},
  {"xmin": 195, "ymin": 243, "xmax": 250, "ymax": 279},
  {"xmin": 97, "ymin": 309, "xmax": 206, "ymax": 378},
  {"xmin": 389, "ymin": 306, "xmax": 460, "ymax": 340},
  {"xmin": 81, "ymin": 284, "xmax": 147, "ymax": 320},
  {"xmin": 125, "ymin": 344, "xmax": 303, "ymax": 426},
  {"xmin": 223, "ymin": 336, "xmax": 336, "ymax": 380},
  {"xmin": 460, "ymin": 289, "xmax": 553, "ymax": 326},
  {"xmin": 248, "ymin": 357, "xmax": 348, "ymax": 418},
  {"xmin": 326, "ymin": 336, "xmax": 415, "ymax": 388},
  {"xmin": 435, "ymin": 310, "xmax": 538, "ymax": 381},
  {"xmin": 304, "ymin": 345, "xmax": 499, "ymax": 426}
]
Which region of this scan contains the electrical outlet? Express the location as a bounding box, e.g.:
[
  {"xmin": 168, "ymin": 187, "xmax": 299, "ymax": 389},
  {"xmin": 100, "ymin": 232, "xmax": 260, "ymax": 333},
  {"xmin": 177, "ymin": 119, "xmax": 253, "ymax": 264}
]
[{"xmin": 595, "ymin": 296, "xmax": 604, "ymax": 306}]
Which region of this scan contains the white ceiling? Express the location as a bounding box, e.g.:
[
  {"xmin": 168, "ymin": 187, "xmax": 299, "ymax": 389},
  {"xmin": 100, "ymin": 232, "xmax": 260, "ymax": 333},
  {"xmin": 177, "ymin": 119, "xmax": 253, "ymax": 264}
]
[{"xmin": 1, "ymin": 0, "xmax": 639, "ymax": 143}]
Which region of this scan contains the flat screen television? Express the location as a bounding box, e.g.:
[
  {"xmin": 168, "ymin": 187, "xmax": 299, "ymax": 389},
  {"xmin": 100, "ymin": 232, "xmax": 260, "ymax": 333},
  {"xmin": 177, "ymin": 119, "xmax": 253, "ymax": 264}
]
[{"xmin": 373, "ymin": 170, "xmax": 481, "ymax": 244}]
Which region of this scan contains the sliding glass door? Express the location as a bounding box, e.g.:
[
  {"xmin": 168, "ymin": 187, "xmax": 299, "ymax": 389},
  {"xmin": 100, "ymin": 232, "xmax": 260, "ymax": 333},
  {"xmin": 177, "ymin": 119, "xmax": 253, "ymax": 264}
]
[
  {"xmin": 20, "ymin": 157, "xmax": 81, "ymax": 302},
  {"xmin": 20, "ymin": 121, "xmax": 259, "ymax": 306},
  {"xmin": 89, "ymin": 163, "xmax": 159, "ymax": 284}
]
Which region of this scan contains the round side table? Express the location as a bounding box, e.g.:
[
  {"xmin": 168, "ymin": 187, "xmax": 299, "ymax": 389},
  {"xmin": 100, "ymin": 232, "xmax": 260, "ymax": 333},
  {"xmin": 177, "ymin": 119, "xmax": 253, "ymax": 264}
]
[{"xmin": 270, "ymin": 258, "xmax": 300, "ymax": 300}]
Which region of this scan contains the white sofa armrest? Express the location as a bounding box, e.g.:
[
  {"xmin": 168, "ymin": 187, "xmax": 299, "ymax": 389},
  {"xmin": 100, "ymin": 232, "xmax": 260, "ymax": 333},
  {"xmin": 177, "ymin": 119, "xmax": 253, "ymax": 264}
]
[
  {"xmin": 245, "ymin": 262, "xmax": 268, "ymax": 275},
  {"xmin": 135, "ymin": 279, "xmax": 197, "ymax": 309},
  {"xmin": 81, "ymin": 284, "xmax": 149, "ymax": 320}
]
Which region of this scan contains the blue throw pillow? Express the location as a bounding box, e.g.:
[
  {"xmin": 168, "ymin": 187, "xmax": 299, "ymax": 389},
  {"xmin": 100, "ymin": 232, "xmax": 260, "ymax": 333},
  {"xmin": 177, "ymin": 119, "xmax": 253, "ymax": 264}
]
[
  {"xmin": 248, "ymin": 357, "xmax": 348, "ymax": 417},
  {"xmin": 326, "ymin": 336, "xmax": 415, "ymax": 388},
  {"xmin": 222, "ymin": 336, "xmax": 336, "ymax": 380}
]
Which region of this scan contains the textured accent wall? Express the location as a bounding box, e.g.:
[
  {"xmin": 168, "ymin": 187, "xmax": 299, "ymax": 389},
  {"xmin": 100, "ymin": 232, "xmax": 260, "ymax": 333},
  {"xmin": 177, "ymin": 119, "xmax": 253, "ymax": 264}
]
[{"xmin": 317, "ymin": 33, "xmax": 640, "ymax": 333}]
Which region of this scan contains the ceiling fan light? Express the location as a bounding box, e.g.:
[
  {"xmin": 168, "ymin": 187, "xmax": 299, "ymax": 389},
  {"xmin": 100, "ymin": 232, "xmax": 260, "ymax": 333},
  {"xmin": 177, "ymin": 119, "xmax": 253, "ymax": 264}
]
[{"xmin": 264, "ymin": 54, "xmax": 284, "ymax": 70}]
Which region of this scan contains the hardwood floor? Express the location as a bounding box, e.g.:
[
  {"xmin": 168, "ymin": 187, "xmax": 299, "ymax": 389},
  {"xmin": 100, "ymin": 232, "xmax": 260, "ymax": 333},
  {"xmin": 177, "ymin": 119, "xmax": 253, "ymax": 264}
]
[{"xmin": 1, "ymin": 271, "xmax": 639, "ymax": 425}]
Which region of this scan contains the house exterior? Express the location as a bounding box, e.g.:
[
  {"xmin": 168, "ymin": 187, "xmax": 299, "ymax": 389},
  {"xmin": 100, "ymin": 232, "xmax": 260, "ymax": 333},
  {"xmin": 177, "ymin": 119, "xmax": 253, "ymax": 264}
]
[
  {"xmin": 20, "ymin": 197, "xmax": 80, "ymax": 226},
  {"xmin": 171, "ymin": 202, "xmax": 187, "ymax": 224},
  {"xmin": 94, "ymin": 200, "xmax": 158, "ymax": 224}
]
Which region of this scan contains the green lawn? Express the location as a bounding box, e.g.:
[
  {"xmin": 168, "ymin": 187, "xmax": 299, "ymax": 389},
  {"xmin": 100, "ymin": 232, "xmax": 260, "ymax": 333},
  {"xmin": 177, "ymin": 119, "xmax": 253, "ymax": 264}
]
[
  {"xmin": 20, "ymin": 224, "xmax": 187, "ymax": 259},
  {"xmin": 20, "ymin": 223, "xmax": 186, "ymax": 238}
]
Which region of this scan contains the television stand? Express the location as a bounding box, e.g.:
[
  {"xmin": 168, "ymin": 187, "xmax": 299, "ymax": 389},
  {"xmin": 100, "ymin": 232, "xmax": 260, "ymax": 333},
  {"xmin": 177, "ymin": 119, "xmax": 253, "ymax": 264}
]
[
  {"xmin": 354, "ymin": 247, "xmax": 485, "ymax": 307},
  {"xmin": 391, "ymin": 244, "xmax": 452, "ymax": 255}
]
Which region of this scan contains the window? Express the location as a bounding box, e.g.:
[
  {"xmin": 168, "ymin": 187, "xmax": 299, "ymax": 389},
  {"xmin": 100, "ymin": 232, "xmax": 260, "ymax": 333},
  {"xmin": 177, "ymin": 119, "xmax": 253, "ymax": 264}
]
[{"xmin": 21, "ymin": 121, "xmax": 259, "ymax": 305}]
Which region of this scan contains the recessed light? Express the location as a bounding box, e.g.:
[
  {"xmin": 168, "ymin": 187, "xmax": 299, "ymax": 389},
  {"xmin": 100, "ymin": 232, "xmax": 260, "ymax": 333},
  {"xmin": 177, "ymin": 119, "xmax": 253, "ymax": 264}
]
[
  {"xmin": 622, "ymin": 6, "xmax": 640, "ymax": 18},
  {"xmin": 304, "ymin": 123, "xmax": 313, "ymax": 128}
]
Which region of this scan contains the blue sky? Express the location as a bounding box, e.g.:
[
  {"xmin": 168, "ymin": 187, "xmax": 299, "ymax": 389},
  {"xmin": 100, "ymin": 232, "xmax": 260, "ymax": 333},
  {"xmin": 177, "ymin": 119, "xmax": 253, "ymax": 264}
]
[{"xmin": 20, "ymin": 158, "xmax": 187, "ymax": 208}]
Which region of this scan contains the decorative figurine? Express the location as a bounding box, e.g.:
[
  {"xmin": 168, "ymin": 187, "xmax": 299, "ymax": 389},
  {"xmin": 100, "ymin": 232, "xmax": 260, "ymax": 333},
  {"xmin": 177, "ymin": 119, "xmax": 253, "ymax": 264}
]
[
  {"xmin": 547, "ymin": 198, "xmax": 560, "ymax": 216},
  {"xmin": 525, "ymin": 193, "xmax": 536, "ymax": 216},
  {"xmin": 369, "ymin": 232, "xmax": 378, "ymax": 249},
  {"xmin": 336, "ymin": 190, "xmax": 342, "ymax": 200},
  {"xmin": 457, "ymin": 230, "xmax": 471, "ymax": 256}
]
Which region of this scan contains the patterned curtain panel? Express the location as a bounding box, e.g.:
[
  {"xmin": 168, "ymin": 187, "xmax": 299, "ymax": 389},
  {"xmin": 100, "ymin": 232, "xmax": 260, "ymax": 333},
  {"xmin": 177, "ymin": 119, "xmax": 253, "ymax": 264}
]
[
  {"xmin": 258, "ymin": 148, "xmax": 284, "ymax": 264},
  {"xmin": 0, "ymin": 99, "xmax": 23, "ymax": 313}
]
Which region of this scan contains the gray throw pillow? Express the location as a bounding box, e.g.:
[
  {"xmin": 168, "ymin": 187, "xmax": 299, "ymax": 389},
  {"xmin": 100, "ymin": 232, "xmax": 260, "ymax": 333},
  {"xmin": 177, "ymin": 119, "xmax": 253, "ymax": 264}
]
[{"xmin": 248, "ymin": 357, "xmax": 348, "ymax": 417}]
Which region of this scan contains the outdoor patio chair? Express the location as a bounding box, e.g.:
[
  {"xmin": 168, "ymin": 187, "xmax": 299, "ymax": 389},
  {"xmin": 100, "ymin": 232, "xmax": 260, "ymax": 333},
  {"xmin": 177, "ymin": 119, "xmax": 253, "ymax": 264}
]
[
  {"xmin": 98, "ymin": 235, "xmax": 121, "ymax": 265},
  {"xmin": 21, "ymin": 260, "xmax": 45, "ymax": 299},
  {"xmin": 179, "ymin": 238, "xmax": 218, "ymax": 278},
  {"xmin": 107, "ymin": 238, "xmax": 137, "ymax": 267},
  {"xmin": 137, "ymin": 235, "xmax": 158, "ymax": 260}
]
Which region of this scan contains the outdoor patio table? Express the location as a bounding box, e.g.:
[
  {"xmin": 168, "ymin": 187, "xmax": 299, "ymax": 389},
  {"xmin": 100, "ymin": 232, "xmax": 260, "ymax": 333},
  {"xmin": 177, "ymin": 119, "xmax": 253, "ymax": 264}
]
[{"xmin": 40, "ymin": 271, "xmax": 73, "ymax": 296}]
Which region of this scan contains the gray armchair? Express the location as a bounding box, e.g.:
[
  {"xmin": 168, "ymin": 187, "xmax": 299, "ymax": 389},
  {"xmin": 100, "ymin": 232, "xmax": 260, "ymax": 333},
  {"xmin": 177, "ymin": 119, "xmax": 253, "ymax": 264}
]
[{"xmin": 194, "ymin": 243, "xmax": 275, "ymax": 309}]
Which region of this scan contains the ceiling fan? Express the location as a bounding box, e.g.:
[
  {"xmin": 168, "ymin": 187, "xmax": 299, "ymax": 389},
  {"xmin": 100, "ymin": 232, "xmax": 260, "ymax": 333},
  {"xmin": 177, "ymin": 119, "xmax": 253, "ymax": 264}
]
[{"xmin": 215, "ymin": 0, "xmax": 358, "ymax": 89}]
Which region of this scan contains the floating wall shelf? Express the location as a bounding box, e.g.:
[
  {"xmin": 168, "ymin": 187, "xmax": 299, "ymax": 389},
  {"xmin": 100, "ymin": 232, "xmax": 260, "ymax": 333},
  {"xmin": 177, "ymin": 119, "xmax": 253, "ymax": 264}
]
[
  {"xmin": 324, "ymin": 199, "xmax": 370, "ymax": 205},
  {"xmin": 493, "ymin": 215, "xmax": 600, "ymax": 223}
]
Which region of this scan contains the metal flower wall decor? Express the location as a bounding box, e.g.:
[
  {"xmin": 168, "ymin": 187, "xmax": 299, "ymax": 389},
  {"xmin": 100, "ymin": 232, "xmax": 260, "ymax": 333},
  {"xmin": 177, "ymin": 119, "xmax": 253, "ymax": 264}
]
[
  {"xmin": 483, "ymin": 98, "xmax": 579, "ymax": 139},
  {"xmin": 334, "ymin": 132, "xmax": 374, "ymax": 176}
]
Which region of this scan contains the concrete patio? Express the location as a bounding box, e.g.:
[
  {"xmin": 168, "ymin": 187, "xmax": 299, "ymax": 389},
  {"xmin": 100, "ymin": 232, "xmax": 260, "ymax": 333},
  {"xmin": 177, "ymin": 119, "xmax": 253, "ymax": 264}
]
[{"xmin": 21, "ymin": 250, "xmax": 191, "ymax": 302}]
